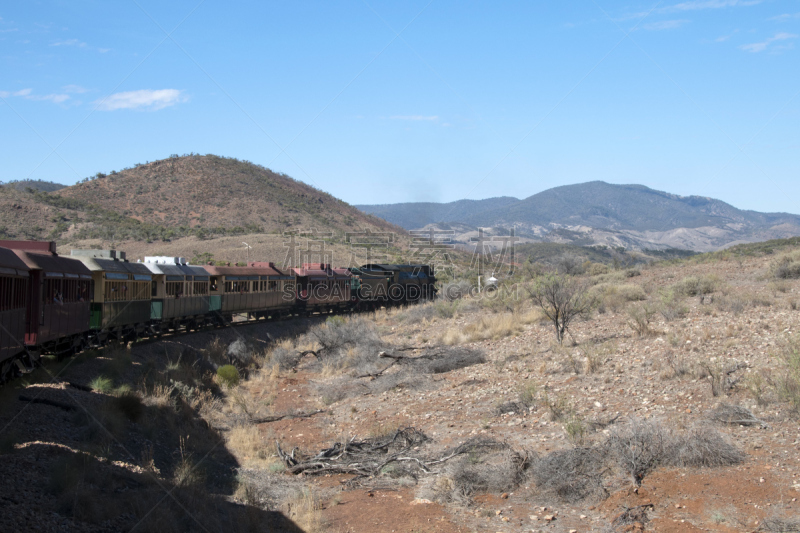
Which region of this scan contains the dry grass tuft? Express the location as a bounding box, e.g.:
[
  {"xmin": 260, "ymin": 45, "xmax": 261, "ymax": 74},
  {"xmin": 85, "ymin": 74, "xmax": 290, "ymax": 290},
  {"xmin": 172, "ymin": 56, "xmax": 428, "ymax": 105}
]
[{"xmin": 441, "ymin": 312, "xmax": 524, "ymax": 345}]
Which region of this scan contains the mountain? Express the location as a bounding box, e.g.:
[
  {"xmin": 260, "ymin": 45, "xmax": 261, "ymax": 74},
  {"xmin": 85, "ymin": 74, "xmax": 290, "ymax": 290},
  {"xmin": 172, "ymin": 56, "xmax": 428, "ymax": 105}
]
[
  {"xmin": 356, "ymin": 181, "xmax": 800, "ymax": 252},
  {"xmin": 356, "ymin": 197, "xmax": 520, "ymax": 230},
  {"xmin": 0, "ymin": 155, "xmax": 399, "ymax": 243}
]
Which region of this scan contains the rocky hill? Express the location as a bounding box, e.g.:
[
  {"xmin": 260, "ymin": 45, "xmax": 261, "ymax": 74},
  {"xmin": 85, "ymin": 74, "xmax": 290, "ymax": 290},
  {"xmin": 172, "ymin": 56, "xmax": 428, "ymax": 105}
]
[
  {"xmin": 358, "ymin": 181, "xmax": 800, "ymax": 252},
  {"xmin": 0, "ymin": 155, "xmax": 399, "ymax": 244}
]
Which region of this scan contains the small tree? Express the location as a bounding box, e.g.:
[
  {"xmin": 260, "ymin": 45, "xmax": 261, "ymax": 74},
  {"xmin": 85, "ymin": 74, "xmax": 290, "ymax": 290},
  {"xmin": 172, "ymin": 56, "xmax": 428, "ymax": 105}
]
[{"xmin": 527, "ymin": 274, "xmax": 594, "ymax": 344}]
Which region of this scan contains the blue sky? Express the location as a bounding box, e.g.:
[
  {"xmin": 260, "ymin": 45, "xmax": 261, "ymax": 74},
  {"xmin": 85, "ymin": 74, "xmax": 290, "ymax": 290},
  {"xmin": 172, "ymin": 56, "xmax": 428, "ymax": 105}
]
[{"xmin": 1, "ymin": 1, "xmax": 798, "ymax": 212}]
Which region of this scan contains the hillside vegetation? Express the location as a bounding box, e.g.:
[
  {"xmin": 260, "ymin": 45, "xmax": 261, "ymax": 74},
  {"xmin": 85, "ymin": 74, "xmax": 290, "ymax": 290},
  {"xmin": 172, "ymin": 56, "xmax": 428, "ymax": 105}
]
[{"xmin": 0, "ymin": 155, "xmax": 399, "ymax": 243}]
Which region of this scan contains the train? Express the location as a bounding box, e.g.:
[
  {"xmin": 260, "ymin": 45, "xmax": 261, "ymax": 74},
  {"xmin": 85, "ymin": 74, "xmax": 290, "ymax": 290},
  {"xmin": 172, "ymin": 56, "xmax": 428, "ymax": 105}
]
[{"xmin": 0, "ymin": 240, "xmax": 437, "ymax": 382}]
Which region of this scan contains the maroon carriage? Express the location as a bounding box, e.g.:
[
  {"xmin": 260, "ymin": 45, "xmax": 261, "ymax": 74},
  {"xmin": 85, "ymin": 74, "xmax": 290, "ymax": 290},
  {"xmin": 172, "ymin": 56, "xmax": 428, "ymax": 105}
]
[
  {"xmin": 0, "ymin": 246, "xmax": 31, "ymax": 380},
  {"xmin": 0, "ymin": 241, "xmax": 93, "ymax": 359},
  {"xmin": 292, "ymin": 263, "xmax": 352, "ymax": 313}
]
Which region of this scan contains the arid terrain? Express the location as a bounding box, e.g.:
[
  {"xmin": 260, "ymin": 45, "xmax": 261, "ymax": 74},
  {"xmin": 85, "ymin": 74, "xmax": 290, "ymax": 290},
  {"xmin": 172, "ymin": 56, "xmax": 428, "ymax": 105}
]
[{"xmin": 2, "ymin": 241, "xmax": 800, "ymax": 532}]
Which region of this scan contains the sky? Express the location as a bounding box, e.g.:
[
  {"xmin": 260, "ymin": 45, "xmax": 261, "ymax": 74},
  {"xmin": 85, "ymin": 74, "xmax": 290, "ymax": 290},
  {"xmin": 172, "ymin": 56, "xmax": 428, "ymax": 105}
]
[{"xmin": 1, "ymin": 1, "xmax": 798, "ymax": 212}]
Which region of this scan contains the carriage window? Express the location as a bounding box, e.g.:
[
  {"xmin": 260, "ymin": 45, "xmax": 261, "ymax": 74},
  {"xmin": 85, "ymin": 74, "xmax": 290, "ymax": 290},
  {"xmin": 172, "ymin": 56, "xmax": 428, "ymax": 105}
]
[
  {"xmin": 0, "ymin": 277, "xmax": 24, "ymax": 310},
  {"xmin": 193, "ymin": 281, "xmax": 208, "ymax": 295},
  {"xmin": 104, "ymin": 280, "xmax": 149, "ymax": 301},
  {"xmin": 165, "ymin": 281, "xmax": 184, "ymax": 297}
]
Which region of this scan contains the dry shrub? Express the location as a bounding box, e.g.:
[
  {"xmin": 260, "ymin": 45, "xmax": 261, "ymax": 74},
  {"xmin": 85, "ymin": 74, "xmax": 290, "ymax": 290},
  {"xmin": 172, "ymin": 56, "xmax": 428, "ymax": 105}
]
[
  {"xmin": 311, "ymin": 316, "xmax": 383, "ymax": 356},
  {"xmin": 442, "ymin": 313, "xmax": 523, "ymax": 344},
  {"xmin": 268, "ymin": 340, "xmax": 303, "ymax": 371},
  {"xmin": 775, "ymin": 335, "xmax": 800, "ymax": 413},
  {"xmin": 702, "ymin": 359, "xmax": 745, "ymax": 397},
  {"xmin": 771, "ymin": 251, "xmax": 800, "ymax": 280},
  {"xmin": 227, "ymin": 338, "xmax": 255, "ymax": 366},
  {"xmin": 664, "ymin": 425, "xmax": 745, "ymax": 467},
  {"xmin": 768, "ymin": 280, "xmax": 791, "ymax": 295},
  {"xmin": 715, "ymin": 294, "xmax": 747, "ymax": 315},
  {"xmin": 270, "ymin": 317, "xmax": 386, "ymax": 375},
  {"xmin": 531, "ymin": 419, "xmax": 744, "ymax": 503},
  {"xmin": 530, "ymin": 447, "xmax": 608, "ymax": 502},
  {"xmin": 707, "ymin": 403, "xmax": 765, "ymax": 427},
  {"xmin": 227, "ymin": 424, "xmax": 274, "ymax": 466},
  {"xmin": 673, "ymin": 275, "xmax": 721, "ymax": 297},
  {"xmin": 112, "ymin": 391, "xmax": 144, "ymax": 422},
  {"xmin": 744, "ymin": 371, "xmax": 771, "ymax": 407},
  {"xmin": 607, "ymin": 418, "xmax": 666, "ymax": 485},
  {"xmin": 586, "ymin": 262, "xmax": 610, "ymax": 276},
  {"xmin": 564, "ymin": 415, "xmax": 588, "ymax": 446},
  {"xmin": 286, "ymin": 488, "xmax": 325, "ymax": 533},
  {"xmin": 593, "ymin": 283, "xmax": 646, "ymax": 313},
  {"xmin": 423, "ymin": 440, "xmax": 528, "ymax": 506},
  {"xmin": 626, "ymin": 303, "xmax": 657, "ymax": 337},
  {"xmin": 582, "ymin": 341, "xmax": 615, "ymax": 374},
  {"xmin": 541, "ymin": 390, "xmax": 573, "ymax": 421},
  {"xmin": 758, "ymin": 516, "xmax": 800, "ymax": 532},
  {"xmin": 658, "ymin": 289, "xmax": 688, "ymax": 321},
  {"xmin": 416, "ymin": 347, "xmax": 486, "ymax": 374},
  {"xmin": 663, "ymin": 351, "xmax": 691, "ymax": 379},
  {"xmin": 440, "ymin": 329, "xmax": 468, "ymax": 345}
]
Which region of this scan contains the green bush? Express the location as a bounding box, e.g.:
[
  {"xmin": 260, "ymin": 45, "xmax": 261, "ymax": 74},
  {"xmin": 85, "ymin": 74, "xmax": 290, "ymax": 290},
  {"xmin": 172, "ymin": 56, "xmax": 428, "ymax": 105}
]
[
  {"xmin": 672, "ymin": 275, "xmax": 720, "ymax": 297},
  {"xmin": 217, "ymin": 365, "xmax": 240, "ymax": 387},
  {"xmin": 772, "ymin": 252, "xmax": 800, "ymax": 279},
  {"xmin": 89, "ymin": 376, "xmax": 113, "ymax": 393}
]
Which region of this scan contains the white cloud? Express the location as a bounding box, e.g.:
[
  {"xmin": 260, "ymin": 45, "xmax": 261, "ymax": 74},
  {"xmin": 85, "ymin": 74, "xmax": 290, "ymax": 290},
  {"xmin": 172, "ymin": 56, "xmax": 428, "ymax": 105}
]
[
  {"xmin": 51, "ymin": 38, "xmax": 87, "ymax": 47},
  {"xmin": 769, "ymin": 12, "xmax": 800, "ymax": 21},
  {"xmin": 27, "ymin": 93, "xmax": 70, "ymax": 103},
  {"xmin": 95, "ymin": 89, "xmax": 187, "ymax": 111},
  {"xmin": 62, "ymin": 84, "xmax": 89, "ymax": 94},
  {"xmin": 388, "ymin": 115, "xmax": 439, "ymax": 121},
  {"xmin": 740, "ymin": 32, "xmax": 798, "ymax": 52},
  {"xmin": 642, "ymin": 19, "xmax": 690, "ymax": 30},
  {"xmin": 715, "ymin": 30, "xmax": 739, "ymax": 41},
  {"xmin": 0, "ymin": 88, "xmax": 70, "ymax": 104},
  {"xmin": 617, "ymin": 0, "xmax": 761, "ymax": 22},
  {"xmin": 665, "ymin": 0, "xmax": 763, "ymax": 12}
]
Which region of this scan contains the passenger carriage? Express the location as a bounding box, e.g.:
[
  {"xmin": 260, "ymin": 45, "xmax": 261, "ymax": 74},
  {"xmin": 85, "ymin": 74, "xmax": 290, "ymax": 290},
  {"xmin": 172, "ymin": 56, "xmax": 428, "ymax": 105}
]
[
  {"xmin": 203, "ymin": 262, "xmax": 295, "ymax": 323},
  {"xmin": 143, "ymin": 256, "xmax": 210, "ymax": 333},
  {"xmin": 0, "ymin": 241, "xmax": 92, "ymax": 360},
  {"xmin": 0, "ymin": 246, "xmax": 31, "ymax": 379},
  {"xmin": 70, "ymin": 250, "xmax": 152, "ymax": 343},
  {"xmin": 292, "ymin": 263, "xmax": 353, "ymax": 314}
]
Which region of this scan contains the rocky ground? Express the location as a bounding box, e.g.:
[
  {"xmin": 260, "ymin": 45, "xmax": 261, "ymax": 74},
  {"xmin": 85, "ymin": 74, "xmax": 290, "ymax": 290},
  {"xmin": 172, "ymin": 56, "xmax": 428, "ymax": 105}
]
[{"xmin": 1, "ymin": 248, "xmax": 800, "ymax": 532}]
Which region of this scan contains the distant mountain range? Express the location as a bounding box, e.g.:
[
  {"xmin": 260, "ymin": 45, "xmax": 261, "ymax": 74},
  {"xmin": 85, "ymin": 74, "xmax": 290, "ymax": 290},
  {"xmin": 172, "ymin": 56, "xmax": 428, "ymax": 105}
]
[{"xmin": 357, "ymin": 181, "xmax": 800, "ymax": 252}]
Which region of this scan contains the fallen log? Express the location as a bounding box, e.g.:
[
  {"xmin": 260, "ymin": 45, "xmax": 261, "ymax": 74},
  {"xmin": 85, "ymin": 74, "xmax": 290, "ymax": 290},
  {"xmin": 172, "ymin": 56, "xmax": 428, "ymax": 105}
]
[{"xmin": 250, "ymin": 409, "xmax": 327, "ymax": 424}]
